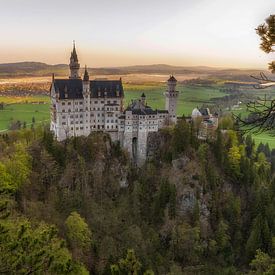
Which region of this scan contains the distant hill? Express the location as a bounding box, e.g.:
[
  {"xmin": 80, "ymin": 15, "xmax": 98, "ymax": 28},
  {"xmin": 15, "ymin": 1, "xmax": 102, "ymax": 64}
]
[
  {"xmin": 0, "ymin": 62, "xmax": 269, "ymax": 82},
  {"xmin": 0, "ymin": 62, "xmax": 68, "ymax": 77}
]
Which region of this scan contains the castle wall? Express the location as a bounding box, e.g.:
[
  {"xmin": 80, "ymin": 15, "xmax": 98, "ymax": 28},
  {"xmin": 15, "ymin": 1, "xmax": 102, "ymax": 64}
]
[{"xmin": 137, "ymin": 130, "xmax": 148, "ymax": 165}]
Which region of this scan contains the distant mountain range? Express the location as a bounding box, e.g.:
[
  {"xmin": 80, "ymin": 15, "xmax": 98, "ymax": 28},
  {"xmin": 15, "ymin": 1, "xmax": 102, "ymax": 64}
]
[{"xmin": 0, "ymin": 61, "xmax": 269, "ymax": 82}]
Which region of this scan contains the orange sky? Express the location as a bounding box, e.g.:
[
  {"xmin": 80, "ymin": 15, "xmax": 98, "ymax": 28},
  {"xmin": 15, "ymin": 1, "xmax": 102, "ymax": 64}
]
[{"xmin": 0, "ymin": 0, "xmax": 274, "ymax": 68}]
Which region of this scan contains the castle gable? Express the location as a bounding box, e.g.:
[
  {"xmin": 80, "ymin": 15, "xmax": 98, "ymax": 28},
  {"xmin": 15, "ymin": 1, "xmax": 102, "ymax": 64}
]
[
  {"xmin": 55, "ymin": 79, "xmax": 83, "ymax": 99},
  {"xmin": 90, "ymin": 80, "xmax": 124, "ymax": 98},
  {"xmin": 54, "ymin": 79, "xmax": 124, "ymax": 100}
]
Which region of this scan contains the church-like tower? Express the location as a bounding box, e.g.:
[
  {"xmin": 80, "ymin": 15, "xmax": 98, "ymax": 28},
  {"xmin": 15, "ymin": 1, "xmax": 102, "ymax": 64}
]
[
  {"xmin": 69, "ymin": 41, "xmax": 80, "ymax": 79},
  {"xmin": 165, "ymin": 75, "xmax": 179, "ymax": 123}
]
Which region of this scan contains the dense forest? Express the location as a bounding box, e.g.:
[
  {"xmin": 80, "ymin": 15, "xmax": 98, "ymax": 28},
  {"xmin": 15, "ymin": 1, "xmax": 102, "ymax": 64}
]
[{"xmin": 0, "ymin": 117, "xmax": 275, "ymax": 274}]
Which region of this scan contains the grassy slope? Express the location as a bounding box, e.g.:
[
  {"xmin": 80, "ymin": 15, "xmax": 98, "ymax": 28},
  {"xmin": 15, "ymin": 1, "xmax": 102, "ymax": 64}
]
[{"xmin": 0, "ymin": 98, "xmax": 50, "ymax": 131}]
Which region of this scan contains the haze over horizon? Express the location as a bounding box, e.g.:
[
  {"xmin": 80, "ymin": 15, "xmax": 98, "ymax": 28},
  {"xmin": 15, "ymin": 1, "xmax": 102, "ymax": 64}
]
[{"xmin": 0, "ymin": 0, "xmax": 274, "ymax": 69}]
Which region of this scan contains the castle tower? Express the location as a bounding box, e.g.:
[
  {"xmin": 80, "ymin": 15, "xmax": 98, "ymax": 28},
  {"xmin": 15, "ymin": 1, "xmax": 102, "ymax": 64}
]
[
  {"xmin": 83, "ymin": 66, "xmax": 91, "ymax": 136},
  {"xmin": 69, "ymin": 41, "xmax": 80, "ymax": 79},
  {"xmin": 141, "ymin": 93, "xmax": 146, "ymax": 106},
  {"xmin": 165, "ymin": 75, "xmax": 179, "ymax": 123}
]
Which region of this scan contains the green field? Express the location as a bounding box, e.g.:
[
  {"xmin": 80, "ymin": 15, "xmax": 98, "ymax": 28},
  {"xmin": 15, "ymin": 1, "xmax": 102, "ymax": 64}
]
[
  {"xmin": 0, "ymin": 100, "xmax": 50, "ymax": 132},
  {"xmin": 231, "ymin": 102, "xmax": 275, "ymax": 149},
  {"xmin": 124, "ymin": 84, "xmax": 225, "ymax": 116}
]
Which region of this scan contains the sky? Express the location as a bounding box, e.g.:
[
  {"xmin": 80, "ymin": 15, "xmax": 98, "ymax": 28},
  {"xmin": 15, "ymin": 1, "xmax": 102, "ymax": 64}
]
[{"xmin": 0, "ymin": 0, "xmax": 274, "ymax": 68}]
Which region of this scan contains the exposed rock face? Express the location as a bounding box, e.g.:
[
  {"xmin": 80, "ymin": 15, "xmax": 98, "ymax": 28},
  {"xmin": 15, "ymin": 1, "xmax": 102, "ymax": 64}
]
[
  {"xmin": 172, "ymin": 156, "xmax": 190, "ymax": 170},
  {"xmin": 147, "ymin": 131, "xmax": 163, "ymax": 160},
  {"xmin": 179, "ymin": 186, "xmax": 196, "ymax": 214}
]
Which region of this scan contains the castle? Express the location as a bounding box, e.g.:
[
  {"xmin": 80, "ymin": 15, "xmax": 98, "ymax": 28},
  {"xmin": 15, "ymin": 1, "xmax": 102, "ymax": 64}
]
[{"xmin": 50, "ymin": 44, "xmax": 179, "ymax": 164}]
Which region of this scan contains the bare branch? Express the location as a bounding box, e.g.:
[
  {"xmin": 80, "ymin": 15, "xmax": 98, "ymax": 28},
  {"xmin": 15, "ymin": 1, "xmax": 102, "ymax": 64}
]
[{"xmin": 250, "ymin": 72, "xmax": 275, "ymax": 89}]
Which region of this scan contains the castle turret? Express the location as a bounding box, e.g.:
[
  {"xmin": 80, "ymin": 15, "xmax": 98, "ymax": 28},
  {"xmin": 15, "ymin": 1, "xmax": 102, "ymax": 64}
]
[
  {"xmin": 141, "ymin": 92, "xmax": 146, "ymax": 106},
  {"xmin": 83, "ymin": 66, "xmax": 91, "ymax": 136},
  {"xmin": 50, "ymin": 73, "xmax": 56, "ymax": 98},
  {"xmin": 69, "ymin": 41, "xmax": 80, "ymax": 79},
  {"xmin": 165, "ymin": 75, "xmax": 179, "ymax": 123}
]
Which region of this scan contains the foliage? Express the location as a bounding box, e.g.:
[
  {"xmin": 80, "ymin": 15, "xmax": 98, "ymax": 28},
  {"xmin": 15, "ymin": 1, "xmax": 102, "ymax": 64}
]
[{"xmin": 0, "ymin": 124, "xmax": 275, "ymax": 274}]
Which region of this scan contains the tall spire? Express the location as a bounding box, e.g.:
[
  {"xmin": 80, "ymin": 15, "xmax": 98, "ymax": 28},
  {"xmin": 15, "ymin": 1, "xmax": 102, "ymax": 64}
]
[
  {"xmin": 71, "ymin": 40, "xmax": 78, "ymax": 62},
  {"xmin": 83, "ymin": 65, "xmax": 89, "ymax": 82},
  {"xmin": 69, "ymin": 41, "xmax": 80, "ymax": 79}
]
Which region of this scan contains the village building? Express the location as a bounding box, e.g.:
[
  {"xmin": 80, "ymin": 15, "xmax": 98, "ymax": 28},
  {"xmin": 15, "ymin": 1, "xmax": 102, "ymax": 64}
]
[{"xmin": 191, "ymin": 107, "xmax": 219, "ymax": 140}]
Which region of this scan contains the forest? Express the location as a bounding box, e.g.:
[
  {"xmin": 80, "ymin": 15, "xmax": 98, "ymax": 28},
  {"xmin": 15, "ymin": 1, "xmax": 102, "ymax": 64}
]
[{"xmin": 0, "ymin": 116, "xmax": 275, "ymax": 274}]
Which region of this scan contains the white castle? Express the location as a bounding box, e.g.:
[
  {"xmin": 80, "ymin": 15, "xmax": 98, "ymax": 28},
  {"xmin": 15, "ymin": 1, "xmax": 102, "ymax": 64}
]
[{"xmin": 50, "ymin": 44, "xmax": 179, "ymax": 164}]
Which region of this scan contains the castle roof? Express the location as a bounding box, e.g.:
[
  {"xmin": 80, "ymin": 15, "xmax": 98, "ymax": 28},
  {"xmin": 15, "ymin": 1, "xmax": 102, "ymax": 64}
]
[
  {"xmin": 199, "ymin": 108, "xmax": 210, "ymax": 116},
  {"xmin": 168, "ymin": 75, "xmax": 177, "ymax": 82},
  {"xmin": 127, "ymin": 108, "xmax": 158, "ymax": 115},
  {"xmin": 124, "ymin": 99, "xmax": 162, "ymax": 116},
  {"xmin": 192, "ymin": 108, "xmax": 202, "ymax": 117},
  {"xmin": 70, "ymin": 42, "xmax": 78, "ymax": 62},
  {"xmin": 83, "ymin": 66, "xmax": 89, "ymax": 81},
  {"xmin": 53, "ymin": 78, "xmax": 124, "ymax": 99}
]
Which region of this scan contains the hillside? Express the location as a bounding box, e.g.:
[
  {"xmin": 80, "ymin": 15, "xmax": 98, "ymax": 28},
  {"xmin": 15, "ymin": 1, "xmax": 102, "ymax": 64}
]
[
  {"xmin": 0, "ymin": 62, "xmax": 270, "ymax": 82},
  {"xmin": 0, "ymin": 121, "xmax": 275, "ymax": 274}
]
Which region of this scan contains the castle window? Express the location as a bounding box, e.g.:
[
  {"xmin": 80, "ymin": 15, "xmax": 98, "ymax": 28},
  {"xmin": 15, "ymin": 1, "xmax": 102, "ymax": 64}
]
[
  {"xmin": 80, "ymin": 109, "xmax": 83, "ymax": 111},
  {"xmin": 75, "ymin": 102, "xmax": 78, "ymax": 105},
  {"xmin": 107, "ymin": 100, "xmax": 110, "ymax": 104},
  {"xmin": 62, "ymin": 102, "xmax": 65, "ymax": 106},
  {"xmin": 71, "ymin": 127, "xmax": 73, "ymax": 130},
  {"xmin": 76, "ymin": 121, "xmax": 78, "ymax": 124},
  {"xmin": 68, "ymin": 102, "xmax": 71, "ymax": 105},
  {"xmin": 80, "ymin": 127, "xmax": 83, "ymax": 130},
  {"xmin": 80, "ymin": 121, "xmax": 83, "ymax": 124},
  {"xmin": 79, "ymin": 102, "xmax": 83, "ymax": 105},
  {"xmin": 76, "ymin": 127, "xmax": 79, "ymax": 130},
  {"xmin": 101, "ymin": 101, "xmax": 104, "ymax": 104},
  {"xmin": 62, "ymin": 116, "xmax": 66, "ymax": 119},
  {"xmin": 70, "ymin": 115, "xmax": 73, "ymax": 118},
  {"xmin": 95, "ymin": 101, "xmax": 98, "ymax": 104},
  {"xmin": 62, "ymin": 122, "xmax": 66, "ymax": 125}
]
